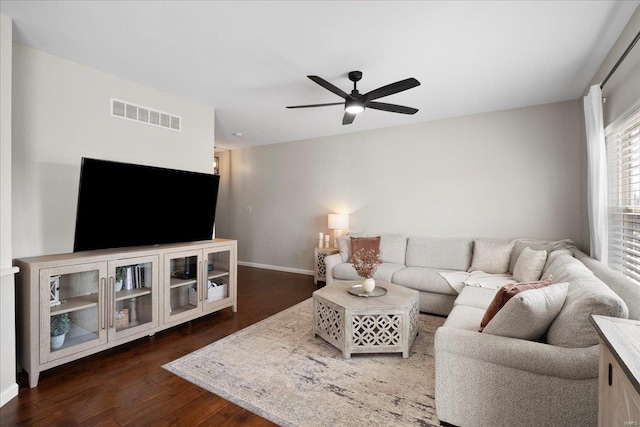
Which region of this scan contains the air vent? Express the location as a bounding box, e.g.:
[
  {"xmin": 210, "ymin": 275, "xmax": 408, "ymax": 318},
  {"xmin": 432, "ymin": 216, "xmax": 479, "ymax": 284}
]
[{"xmin": 110, "ymin": 98, "xmax": 181, "ymax": 131}]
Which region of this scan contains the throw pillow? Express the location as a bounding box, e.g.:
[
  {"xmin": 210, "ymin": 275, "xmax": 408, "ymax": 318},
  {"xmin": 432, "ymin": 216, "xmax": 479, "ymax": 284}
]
[
  {"xmin": 482, "ymin": 282, "xmax": 569, "ymax": 340},
  {"xmin": 513, "ymin": 246, "xmax": 548, "ymax": 282},
  {"xmin": 349, "ymin": 236, "xmax": 381, "ymax": 262},
  {"xmin": 468, "ymin": 240, "xmax": 514, "ymax": 274},
  {"xmin": 479, "ymin": 276, "xmax": 553, "ymax": 331},
  {"xmin": 336, "ymin": 232, "xmax": 366, "ymax": 262}
]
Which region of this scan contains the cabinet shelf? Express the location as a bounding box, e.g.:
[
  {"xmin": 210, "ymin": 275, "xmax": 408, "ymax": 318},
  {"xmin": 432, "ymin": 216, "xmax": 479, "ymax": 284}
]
[
  {"xmin": 170, "ymin": 277, "xmax": 197, "ymax": 289},
  {"xmin": 50, "ymin": 294, "xmax": 99, "ymax": 315},
  {"xmin": 115, "ymin": 288, "xmax": 151, "ymax": 301},
  {"xmin": 208, "ymin": 270, "xmax": 229, "ymax": 280},
  {"xmin": 116, "ymin": 319, "xmax": 142, "ymax": 332},
  {"xmin": 170, "ymin": 304, "xmax": 197, "ymax": 316},
  {"xmin": 53, "ymin": 332, "xmax": 99, "ymax": 351}
]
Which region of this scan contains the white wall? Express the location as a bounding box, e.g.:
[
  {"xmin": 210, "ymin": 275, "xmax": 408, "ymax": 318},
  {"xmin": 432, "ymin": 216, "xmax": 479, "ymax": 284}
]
[
  {"xmin": 1, "ymin": 13, "xmax": 18, "ymax": 407},
  {"xmin": 217, "ymin": 100, "xmax": 583, "ymax": 271},
  {"xmin": 12, "ymin": 45, "xmax": 216, "ymax": 258}
]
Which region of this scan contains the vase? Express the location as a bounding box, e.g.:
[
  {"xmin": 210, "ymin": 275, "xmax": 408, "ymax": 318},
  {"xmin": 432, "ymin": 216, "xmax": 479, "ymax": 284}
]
[
  {"xmin": 115, "ymin": 280, "xmax": 123, "ymax": 292},
  {"xmin": 50, "ymin": 334, "xmax": 65, "ymax": 350},
  {"xmin": 362, "ymin": 278, "xmax": 376, "ymax": 293}
]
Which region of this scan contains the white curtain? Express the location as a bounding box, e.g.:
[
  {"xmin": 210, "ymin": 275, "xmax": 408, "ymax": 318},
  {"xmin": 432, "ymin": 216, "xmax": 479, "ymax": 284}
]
[{"xmin": 584, "ymin": 84, "xmax": 608, "ymax": 264}]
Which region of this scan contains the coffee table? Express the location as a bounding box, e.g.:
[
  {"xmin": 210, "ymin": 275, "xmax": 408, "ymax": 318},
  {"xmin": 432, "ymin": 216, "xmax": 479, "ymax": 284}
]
[{"xmin": 312, "ymin": 280, "xmax": 419, "ymax": 358}]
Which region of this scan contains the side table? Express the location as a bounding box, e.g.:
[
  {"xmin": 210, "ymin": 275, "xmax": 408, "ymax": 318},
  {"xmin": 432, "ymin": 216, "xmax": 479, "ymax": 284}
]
[
  {"xmin": 590, "ymin": 315, "xmax": 640, "ymax": 427},
  {"xmin": 314, "ymin": 247, "xmax": 339, "ymax": 285}
]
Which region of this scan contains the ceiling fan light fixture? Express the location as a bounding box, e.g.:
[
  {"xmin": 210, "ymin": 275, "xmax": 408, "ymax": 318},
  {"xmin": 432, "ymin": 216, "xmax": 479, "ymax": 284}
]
[{"xmin": 345, "ymin": 100, "xmax": 364, "ymax": 114}]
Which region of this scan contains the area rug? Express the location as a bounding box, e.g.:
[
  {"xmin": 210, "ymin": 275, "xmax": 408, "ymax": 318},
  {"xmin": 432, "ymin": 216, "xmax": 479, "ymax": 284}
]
[{"xmin": 163, "ymin": 298, "xmax": 445, "ymax": 426}]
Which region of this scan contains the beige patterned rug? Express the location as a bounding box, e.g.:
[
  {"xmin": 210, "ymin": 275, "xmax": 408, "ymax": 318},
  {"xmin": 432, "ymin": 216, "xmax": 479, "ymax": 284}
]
[{"xmin": 164, "ymin": 298, "xmax": 445, "ymax": 426}]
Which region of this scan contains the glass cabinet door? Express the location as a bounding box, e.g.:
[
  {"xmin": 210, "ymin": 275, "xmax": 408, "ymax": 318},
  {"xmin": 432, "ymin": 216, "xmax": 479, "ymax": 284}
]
[
  {"xmin": 164, "ymin": 250, "xmax": 203, "ymax": 323},
  {"xmin": 108, "ymin": 255, "xmax": 159, "ymax": 340},
  {"xmin": 40, "ymin": 262, "xmax": 108, "ymax": 363},
  {"xmin": 202, "ymin": 248, "xmax": 232, "ymax": 313}
]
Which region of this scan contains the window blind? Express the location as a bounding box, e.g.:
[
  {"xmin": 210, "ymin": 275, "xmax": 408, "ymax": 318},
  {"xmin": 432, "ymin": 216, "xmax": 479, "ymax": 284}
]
[{"xmin": 607, "ymin": 107, "xmax": 640, "ymax": 283}]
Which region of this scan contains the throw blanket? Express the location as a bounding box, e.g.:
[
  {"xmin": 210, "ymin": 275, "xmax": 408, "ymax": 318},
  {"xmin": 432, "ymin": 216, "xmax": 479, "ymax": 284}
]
[{"xmin": 439, "ymin": 271, "xmax": 517, "ymax": 294}]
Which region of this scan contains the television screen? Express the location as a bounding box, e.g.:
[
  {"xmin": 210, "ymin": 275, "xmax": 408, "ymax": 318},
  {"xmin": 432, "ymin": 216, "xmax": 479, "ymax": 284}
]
[{"xmin": 73, "ymin": 157, "xmax": 220, "ymax": 252}]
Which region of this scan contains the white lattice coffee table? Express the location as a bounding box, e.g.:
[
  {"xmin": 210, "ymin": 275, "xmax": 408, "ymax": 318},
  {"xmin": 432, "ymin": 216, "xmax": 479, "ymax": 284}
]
[{"xmin": 313, "ymin": 280, "xmax": 419, "ymax": 358}]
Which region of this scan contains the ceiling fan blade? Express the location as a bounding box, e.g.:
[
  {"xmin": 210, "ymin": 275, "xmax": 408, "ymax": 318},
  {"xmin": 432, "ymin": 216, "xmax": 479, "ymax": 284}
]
[
  {"xmin": 366, "ymin": 101, "xmax": 418, "ymax": 115},
  {"xmin": 363, "ymin": 78, "xmax": 421, "ymax": 102},
  {"xmin": 342, "ymin": 112, "xmax": 356, "ymax": 125},
  {"xmin": 286, "ymin": 102, "xmax": 344, "ymax": 109},
  {"xmin": 308, "ymin": 75, "xmax": 350, "ymax": 99}
]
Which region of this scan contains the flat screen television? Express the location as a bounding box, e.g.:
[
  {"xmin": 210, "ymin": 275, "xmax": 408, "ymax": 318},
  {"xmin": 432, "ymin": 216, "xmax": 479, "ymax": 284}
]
[{"xmin": 73, "ymin": 157, "xmax": 220, "ymax": 252}]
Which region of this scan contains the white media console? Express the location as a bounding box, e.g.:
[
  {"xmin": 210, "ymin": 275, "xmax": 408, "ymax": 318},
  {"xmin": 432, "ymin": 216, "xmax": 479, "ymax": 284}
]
[{"xmin": 15, "ymin": 239, "xmax": 237, "ymax": 387}]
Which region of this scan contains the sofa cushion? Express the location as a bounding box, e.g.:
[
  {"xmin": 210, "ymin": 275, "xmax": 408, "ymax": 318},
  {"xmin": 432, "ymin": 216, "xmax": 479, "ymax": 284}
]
[
  {"xmin": 469, "ymin": 239, "xmax": 514, "ymax": 274},
  {"xmin": 332, "ymin": 262, "xmax": 406, "ymax": 283},
  {"xmin": 508, "ymin": 238, "xmax": 576, "ymax": 274},
  {"xmin": 479, "ymin": 277, "xmax": 553, "ymax": 331},
  {"xmin": 454, "ymin": 286, "xmax": 498, "ymax": 310},
  {"xmin": 513, "ymin": 247, "xmax": 547, "ymax": 282},
  {"xmin": 482, "ymin": 282, "xmax": 569, "ymax": 340},
  {"xmin": 376, "ymin": 233, "xmax": 407, "ymax": 264},
  {"xmin": 349, "ymin": 236, "xmax": 380, "ymax": 262},
  {"xmin": 442, "ymin": 305, "xmax": 486, "ymax": 331},
  {"xmin": 392, "ymin": 267, "xmax": 459, "ymax": 295},
  {"xmin": 546, "ymin": 275, "xmax": 629, "ymax": 347},
  {"xmin": 405, "ymin": 236, "xmax": 473, "ymax": 270}
]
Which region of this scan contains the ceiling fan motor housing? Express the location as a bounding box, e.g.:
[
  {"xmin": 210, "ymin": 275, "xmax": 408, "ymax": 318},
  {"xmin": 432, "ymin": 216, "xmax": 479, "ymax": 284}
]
[{"xmin": 348, "ymin": 71, "xmax": 363, "ymax": 82}]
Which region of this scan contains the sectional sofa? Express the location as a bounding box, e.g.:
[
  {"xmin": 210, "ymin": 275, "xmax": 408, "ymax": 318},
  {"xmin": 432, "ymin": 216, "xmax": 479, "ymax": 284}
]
[{"xmin": 323, "ymin": 233, "xmax": 640, "ymax": 427}]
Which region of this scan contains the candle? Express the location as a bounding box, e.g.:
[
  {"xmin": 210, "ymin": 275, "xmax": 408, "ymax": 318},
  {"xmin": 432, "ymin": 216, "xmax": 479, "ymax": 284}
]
[
  {"xmin": 319, "ymin": 232, "xmax": 324, "ymax": 248},
  {"xmin": 325, "ymin": 235, "xmax": 330, "ymax": 248}
]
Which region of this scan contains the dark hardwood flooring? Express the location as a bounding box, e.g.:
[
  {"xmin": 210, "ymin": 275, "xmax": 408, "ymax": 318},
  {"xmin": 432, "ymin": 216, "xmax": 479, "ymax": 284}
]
[{"xmin": 0, "ymin": 266, "xmax": 318, "ymax": 426}]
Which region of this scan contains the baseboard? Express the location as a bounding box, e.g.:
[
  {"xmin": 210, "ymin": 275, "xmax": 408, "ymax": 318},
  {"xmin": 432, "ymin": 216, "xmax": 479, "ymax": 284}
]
[
  {"xmin": 238, "ymin": 261, "xmax": 313, "ymax": 276},
  {"xmin": 0, "ymin": 383, "xmax": 18, "ymax": 407}
]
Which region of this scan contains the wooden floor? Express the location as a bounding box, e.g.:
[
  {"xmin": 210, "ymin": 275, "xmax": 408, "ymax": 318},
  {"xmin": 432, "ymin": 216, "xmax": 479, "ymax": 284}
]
[{"xmin": 0, "ymin": 266, "xmax": 318, "ymax": 426}]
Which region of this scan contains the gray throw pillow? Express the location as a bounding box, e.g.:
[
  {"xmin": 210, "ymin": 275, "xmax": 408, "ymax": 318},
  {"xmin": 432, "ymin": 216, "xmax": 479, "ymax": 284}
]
[{"xmin": 483, "ymin": 282, "xmax": 569, "ymax": 341}]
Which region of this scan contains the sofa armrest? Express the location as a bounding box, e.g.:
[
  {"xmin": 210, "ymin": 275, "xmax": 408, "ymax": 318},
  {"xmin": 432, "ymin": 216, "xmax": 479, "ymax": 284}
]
[
  {"xmin": 324, "ymin": 253, "xmax": 343, "ymax": 285},
  {"xmin": 434, "ymin": 326, "xmax": 598, "ymax": 379}
]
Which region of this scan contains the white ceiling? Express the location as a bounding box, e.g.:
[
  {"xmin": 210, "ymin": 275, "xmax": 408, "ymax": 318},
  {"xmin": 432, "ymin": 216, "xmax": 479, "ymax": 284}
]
[{"xmin": 1, "ymin": 1, "xmax": 638, "ymax": 150}]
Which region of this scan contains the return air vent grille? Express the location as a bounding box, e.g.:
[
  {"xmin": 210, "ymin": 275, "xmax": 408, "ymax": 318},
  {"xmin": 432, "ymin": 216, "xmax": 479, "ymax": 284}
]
[{"xmin": 110, "ymin": 98, "xmax": 181, "ymax": 131}]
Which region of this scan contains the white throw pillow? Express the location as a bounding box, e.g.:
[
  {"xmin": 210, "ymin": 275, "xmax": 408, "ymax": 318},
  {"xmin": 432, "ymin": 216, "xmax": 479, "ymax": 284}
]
[
  {"xmin": 468, "ymin": 240, "xmax": 514, "ymax": 274},
  {"xmin": 483, "ymin": 282, "xmax": 569, "ymax": 340},
  {"xmin": 513, "ymin": 246, "xmax": 548, "ymax": 282},
  {"xmin": 336, "ymin": 232, "xmax": 366, "ymax": 262}
]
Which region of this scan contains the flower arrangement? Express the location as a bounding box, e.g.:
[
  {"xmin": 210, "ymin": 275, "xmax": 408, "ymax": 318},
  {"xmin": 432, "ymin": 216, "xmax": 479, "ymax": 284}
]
[{"xmin": 351, "ymin": 248, "xmax": 381, "ymax": 279}]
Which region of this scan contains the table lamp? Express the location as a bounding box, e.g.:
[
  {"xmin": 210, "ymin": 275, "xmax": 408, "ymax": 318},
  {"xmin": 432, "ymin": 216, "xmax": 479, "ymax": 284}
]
[{"xmin": 328, "ymin": 214, "xmax": 349, "ymax": 248}]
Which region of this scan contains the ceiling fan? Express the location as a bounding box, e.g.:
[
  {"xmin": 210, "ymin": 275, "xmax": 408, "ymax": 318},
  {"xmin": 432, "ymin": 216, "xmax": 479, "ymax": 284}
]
[{"xmin": 287, "ymin": 71, "xmax": 421, "ymax": 125}]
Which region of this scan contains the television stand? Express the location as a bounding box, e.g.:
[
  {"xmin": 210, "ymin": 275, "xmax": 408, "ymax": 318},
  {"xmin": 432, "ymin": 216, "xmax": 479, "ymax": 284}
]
[{"xmin": 15, "ymin": 238, "xmax": 237, "ymax": 388}]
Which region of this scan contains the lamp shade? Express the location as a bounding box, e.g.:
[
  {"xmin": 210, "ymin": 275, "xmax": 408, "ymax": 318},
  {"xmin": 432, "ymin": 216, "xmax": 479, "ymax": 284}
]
[{"xmin": 328, "ymin": 214, "xmax": 349, "ymax": 230}]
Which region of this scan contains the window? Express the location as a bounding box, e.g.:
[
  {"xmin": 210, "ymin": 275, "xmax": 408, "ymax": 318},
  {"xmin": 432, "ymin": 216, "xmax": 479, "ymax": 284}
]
[{"xmin": 606, "ymin": 105, "xmax": 640, "ymax": 283}]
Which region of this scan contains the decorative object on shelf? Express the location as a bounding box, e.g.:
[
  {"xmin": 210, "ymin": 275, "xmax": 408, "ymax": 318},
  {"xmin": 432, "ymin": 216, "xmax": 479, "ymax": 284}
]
[
  {"xmin": 351, "ymin": 248, "xmax": 381, "ymax": 293},
  {"xmin": 319, "ymin": 232, "xmax": 324, "ymax": 248},
  {"xmin": 115, "ymin": 266, "xmax": 127, "ymax": 292},
  {"xmin": 49, "ymin": 275, "xmax": 61, "ymax": 307},
  {"xmin": 50, "ymin": 313, "xmax": 71, "ymax": 350},
  {"xmin": 324, "ymin": 235, "xmax": 330, "ymax": 247},
  {"xmin": 328, "ymin": 214, "xmax": 349, "ymax": 248},
  {"xmin": 207, "ymin": 279, "xmax": 228, "ymax": 302},
  {"xmin": 115, "ymin": 308, "xmax": 129, "ymax": 330}
]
